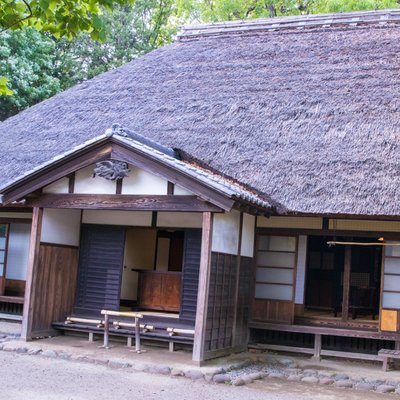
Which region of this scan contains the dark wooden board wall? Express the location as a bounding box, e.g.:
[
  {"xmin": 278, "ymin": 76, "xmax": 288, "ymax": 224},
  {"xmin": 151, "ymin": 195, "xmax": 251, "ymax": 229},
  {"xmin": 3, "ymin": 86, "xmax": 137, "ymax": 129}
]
[{"xmin": 29, "ymin": 244, "xmax": 79, "ymax": 337}]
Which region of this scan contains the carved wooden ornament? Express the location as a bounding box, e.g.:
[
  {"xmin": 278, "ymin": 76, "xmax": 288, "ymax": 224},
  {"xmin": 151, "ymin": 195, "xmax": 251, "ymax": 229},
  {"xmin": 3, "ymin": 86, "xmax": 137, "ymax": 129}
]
[{"xmin": 92, "ymin": 160, "xmax": 130, "ymax": 181}]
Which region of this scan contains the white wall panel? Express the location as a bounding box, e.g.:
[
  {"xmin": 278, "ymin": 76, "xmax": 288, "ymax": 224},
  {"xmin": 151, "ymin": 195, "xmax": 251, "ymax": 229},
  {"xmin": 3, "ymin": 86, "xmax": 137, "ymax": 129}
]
[
  {"xmin": 212, "ymin": 211, "xmax": 240, "ymax": 255},
  {"xmin": 257, "ymin": 216, "xmax": 322, "ymax": 229},
  {"xmin": 241, "ymin": 214, "xmax": 255, "ymax": 257},
  {"xmin": 383, "ymin": 292, "xmax": 400, "ymax": 309},
  {"xmin": 256, "ymin": 268, "xmax": 293, "ymax": 284},
  {"xmin": 82, "ymin": 210, "xmax": 152, "ymax": 226},
  {"xmin": 295, "ymin": 235, "xmax": 307, "ymax": 304},
  {"xmin": 157, "ymin": 212, "xmax": 202, "ymax": 228},
  {"xmin": 41, "ymin": 209, "xmax": 81, "ymax": 246},
  {"xmin": 255, "ymin": 283, "xmax": 292, "ymax": 301},
  {"xmin": 330, "ymin": 219, "xmax": 400, "ymax": 232},
  {"xmin": 6, "ymin": 223, "xmax": 31, "ymax": 280},
  {"xmin": 174, "ymin": 185, "xmax": 193, "ymax": 195},
  {"xmin": 0, "ymin": 213, "xmax": 32, "ymax": 219},
  {"xmin": 75, "ymin": 165, "xmax": 116, "ymax": 194},
  {"xmin": 43, "ymin": 178, "xmax": 69, "ymax": 194},
  {"xmin": 257, "ymin": 252, "xmax": 295, "ymax": 268},
  {"xmin": 122, "ymin": 165, "xmax": 168, "ymax": 195}
]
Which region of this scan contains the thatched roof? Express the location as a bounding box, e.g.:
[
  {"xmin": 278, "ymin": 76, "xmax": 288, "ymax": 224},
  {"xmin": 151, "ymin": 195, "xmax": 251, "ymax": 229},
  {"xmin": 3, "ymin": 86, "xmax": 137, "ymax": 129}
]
[{"xmin": 1, "ymin": 10, "xmax": 400, "ymax": 216}]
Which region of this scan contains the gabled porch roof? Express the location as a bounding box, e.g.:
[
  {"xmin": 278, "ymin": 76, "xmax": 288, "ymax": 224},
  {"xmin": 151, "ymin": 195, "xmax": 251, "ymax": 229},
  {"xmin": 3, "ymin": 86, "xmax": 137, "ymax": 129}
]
[{"xmin": 0, "ymin": 124, "xmax": 274, "ymax": 215}]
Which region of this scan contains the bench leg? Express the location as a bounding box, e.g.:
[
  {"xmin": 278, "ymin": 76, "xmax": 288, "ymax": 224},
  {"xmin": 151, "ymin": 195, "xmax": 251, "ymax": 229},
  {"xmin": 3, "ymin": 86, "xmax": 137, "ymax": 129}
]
[
  {"xmin": 88, "ymin": 332, "xmax": 95, "ymax": 342},
  {"xmin": 169, "ymin": 341, "xmax": 175, "ymax": 352},
  {"xmin": 383, "ymin": 357, "xmax": 389, "ymax": 372},
  {"xmin": 127, "ymin": 337, "xmax": 133, "ymax": 347}
]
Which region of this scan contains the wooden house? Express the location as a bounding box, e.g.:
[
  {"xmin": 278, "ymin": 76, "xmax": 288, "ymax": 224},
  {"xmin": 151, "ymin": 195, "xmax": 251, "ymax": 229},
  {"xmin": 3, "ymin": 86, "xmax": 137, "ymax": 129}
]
[{"xmin": 1, "ymin": 9, "xmax": 400, "ymax": 363}]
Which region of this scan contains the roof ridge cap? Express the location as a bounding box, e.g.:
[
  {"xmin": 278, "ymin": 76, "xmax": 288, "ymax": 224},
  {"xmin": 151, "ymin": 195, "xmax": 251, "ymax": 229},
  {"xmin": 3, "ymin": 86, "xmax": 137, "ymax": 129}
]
[{"xmin": 177, "ymin": 8, "xmax": 400, "ymax": 40}]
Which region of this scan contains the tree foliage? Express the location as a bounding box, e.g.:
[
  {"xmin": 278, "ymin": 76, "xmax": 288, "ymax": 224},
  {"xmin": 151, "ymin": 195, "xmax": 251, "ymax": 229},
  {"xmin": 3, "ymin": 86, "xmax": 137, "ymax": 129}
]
[
  {"xmin": 176, "ymin": 0, "xmax": 399, "ymax": 21},
  {"xmin": 0, "ymin": 1, "xmax": 177, "ymax": 120}
]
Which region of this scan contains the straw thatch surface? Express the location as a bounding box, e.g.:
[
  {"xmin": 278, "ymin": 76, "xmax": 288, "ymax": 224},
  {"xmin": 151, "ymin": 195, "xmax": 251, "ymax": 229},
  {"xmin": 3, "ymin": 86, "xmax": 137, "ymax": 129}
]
[{"xmin": 1, "ymin": 17, "xmax": 400, "ymax": 216}]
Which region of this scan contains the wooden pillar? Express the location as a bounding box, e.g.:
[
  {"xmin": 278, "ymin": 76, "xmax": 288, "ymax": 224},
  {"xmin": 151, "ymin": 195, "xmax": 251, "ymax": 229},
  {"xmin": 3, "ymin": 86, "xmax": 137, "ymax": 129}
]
[
  {"xmin": 232, "ymin": 212, "xmax": 244, "ymax": 347},
  {"xmin": 21, "ymin": 207, "xmax": 43, "ymax": 340},
  {"xmin": 192, "ymin": 212, "xmax": 213, "ymax": 363},
  {"xmin": 342, "ymin": 245, "xmax": 351, "ymax": 322}
]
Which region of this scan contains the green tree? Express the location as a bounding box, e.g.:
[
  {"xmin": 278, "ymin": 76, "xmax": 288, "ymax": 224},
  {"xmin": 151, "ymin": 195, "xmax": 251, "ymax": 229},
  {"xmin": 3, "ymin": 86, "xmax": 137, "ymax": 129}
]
[
  {"xmin": 176, "ymin": 0, "xmax": 399, "ymax": 22},
  {"xmin": 0, "ymin": 28, "xmax": 60, "ymax": 120},
  {"xmin": 0, "ymin": 1, "xmax": 177, "ymax": 120},
  {"xmin": 0, "ymin": 0, "xmax": 135, "ymax": 95}
]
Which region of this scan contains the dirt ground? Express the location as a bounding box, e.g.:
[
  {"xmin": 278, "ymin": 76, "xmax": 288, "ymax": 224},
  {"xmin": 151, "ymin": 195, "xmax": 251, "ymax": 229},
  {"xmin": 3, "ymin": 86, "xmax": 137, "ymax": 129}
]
[
  {"xmin": 0, "ymin": 351, "xmax": 395, "ymax": 400},
  {"xmin": 1, "ymin": 320, "xmax": 399, "ymax": 399}
]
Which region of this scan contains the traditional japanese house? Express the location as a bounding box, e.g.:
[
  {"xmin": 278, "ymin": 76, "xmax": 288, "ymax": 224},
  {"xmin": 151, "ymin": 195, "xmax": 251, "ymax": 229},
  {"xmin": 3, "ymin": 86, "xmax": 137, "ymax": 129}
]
[{"xmin": 1, "ymin": 9, "xmax": 400, "ymax": 363}]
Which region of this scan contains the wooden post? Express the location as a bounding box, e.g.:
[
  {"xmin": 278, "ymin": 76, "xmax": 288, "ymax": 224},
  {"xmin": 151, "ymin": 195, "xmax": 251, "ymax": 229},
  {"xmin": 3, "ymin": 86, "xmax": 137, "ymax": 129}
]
[
  {"xmin": 342, "ymin": 245, "xmax": 351, "ymax": 321},
  {"xmin": 313, "ymin": 334, "xmax": 322, "ymax": 361},
  {"xmin": 192, "ymin": 212, "xmax": 213, "ymax": 363},
  {"xmin": 135, "ymin": 316, "xmax": 141, "ymax": 353},
  {"xmin": 232, "ymin": 213, "xmax": 243, "ymax": 347},
  {"xmin": 102, "ymin": 313, "xmax": 110, "ymax": 349},
  {"xmin": 21, "ymin": 207, "xmax": 43, "ymax": 340}
]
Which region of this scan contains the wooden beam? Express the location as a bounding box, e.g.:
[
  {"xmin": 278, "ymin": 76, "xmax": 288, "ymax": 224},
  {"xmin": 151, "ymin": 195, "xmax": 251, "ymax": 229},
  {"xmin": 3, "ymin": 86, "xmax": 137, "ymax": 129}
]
[
  {"xmin": 193, "ymin": 212, "xmax": 213, "ymax": 363},
  {"xmin": 25, "ymin": 194, "xmax": 223, "ymax": 212},
  {"xmin": 21, "ymin": 207, "xmax": 43, "ymax": 340},
  {"xmin": 342, "ymin": 245, "xmax": 351, "ymax": 321},
  {"xmin": 111, "ymin": 143, "xmax": 235, "ymax": 211},
  {"xmin": 2, "ymin": 144, "xmax": 112, "ymax": 205},
  {"xmin": 248, "ymin": 321, "xmax": 400, "ymax": 341}
]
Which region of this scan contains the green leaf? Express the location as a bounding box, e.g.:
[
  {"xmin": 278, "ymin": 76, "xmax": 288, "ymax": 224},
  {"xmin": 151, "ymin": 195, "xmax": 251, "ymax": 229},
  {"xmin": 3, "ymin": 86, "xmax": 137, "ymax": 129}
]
[{"xmin": 0, "ymin": 77, "xmax": 13, "ymax": 96}]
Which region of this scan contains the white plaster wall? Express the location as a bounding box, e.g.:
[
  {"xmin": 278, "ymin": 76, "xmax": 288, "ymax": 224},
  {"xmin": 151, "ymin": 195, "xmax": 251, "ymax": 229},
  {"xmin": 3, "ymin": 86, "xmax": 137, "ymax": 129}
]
[
  {"xmin": 5, "ymin": 223, "xmax": 31, "ymax": 280},
  {"xmin": 157, "ymin": 212, "xmax": 202, "ymax": 228},
  {"xmin": 212, "ymin": 211, "xmax": 240, "ymax": 255},
  {"xmin": 257, "ymin": 216, "xmax": 323, "ymax": 229},
  {"xmin": 241, "ymin": 213, "xmax": 255, "ymax": 257},
  {"xmin": 295, "ymin": 235, "xmax": 307, "ymax": 304},
  {"xmin": 41, "ymin": 209, "xmax": 81, "ymax": 246},
  {"xmin": 330, "ymin": 219, "xmax": 400, "ymax": 232},
  {"xmin": 42, "ymin": 178, "xmax": 69, "ymax": 194},
  {"xmin": 121, "ymin": 229, "xmax": 156, "ymax": 301},
  {"xmin": 0, "ymin": 212, "xmax": 32, "ymax": 219},
  {"xmin": 174, "ymin": 185, "xmax": 193, "ymax": 195},
  {"xmin": 74, "ymin": 165, "xmax": 116, "ymax": 194},
  {"xmin": 122, "ymin": 165, "xmax": 168, "ymax": 195},
  {"xmin": 82, "ymin": 210, "xmax": 152, "ymax": 226}
]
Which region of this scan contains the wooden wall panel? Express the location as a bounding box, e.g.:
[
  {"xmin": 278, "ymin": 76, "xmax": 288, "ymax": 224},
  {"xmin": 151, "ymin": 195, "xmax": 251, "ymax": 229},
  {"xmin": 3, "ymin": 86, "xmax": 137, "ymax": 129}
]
[
  {"xmin": 30, "ymin": 244, "xmax": 79, "ymax": 337},
  {"xmin": 204, "ymin": 252, "xmax": 237, "ymax": 353},
  {"xmin": 252, "ymin": 299, "xmax": 294, "ymax": 324},
  {"xmin": 5, "ymin": 279, "xmax": 25, "ymax": 297},
  {"xmin": 234, "ymin": 256, "xmax": 254, "ymax": 347}
]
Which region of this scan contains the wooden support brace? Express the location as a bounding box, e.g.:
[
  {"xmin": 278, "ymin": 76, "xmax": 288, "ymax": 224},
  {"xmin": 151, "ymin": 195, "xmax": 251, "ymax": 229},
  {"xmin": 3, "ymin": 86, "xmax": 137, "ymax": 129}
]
[
  {"xmin": 313, "ymin": 334, "xmax": 322, "ymax": 361},
  {"xmin": 169, "ymin": 341, "xmax": 175, "ymax": 352}
]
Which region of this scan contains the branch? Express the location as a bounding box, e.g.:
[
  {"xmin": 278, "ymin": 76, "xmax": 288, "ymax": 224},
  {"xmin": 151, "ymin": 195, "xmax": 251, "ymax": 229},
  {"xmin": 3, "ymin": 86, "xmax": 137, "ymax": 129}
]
[{"xmin": 0, "ymin": 0, "xmax": 33, "ymax": 33}]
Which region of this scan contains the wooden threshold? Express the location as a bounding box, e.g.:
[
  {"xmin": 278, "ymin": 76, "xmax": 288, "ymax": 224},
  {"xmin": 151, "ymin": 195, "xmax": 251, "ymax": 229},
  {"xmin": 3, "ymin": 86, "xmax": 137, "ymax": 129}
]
[{"xmin": 0, "ymin": 296, "xmax": 24, "ymax": 304}]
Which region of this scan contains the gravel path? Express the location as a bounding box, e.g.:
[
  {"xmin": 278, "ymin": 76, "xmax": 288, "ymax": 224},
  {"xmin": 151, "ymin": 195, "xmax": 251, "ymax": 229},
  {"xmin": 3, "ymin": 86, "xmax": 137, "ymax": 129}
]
[{"xmin": 0, "ymin": 351, "xmax": 395, "ymax": 400}]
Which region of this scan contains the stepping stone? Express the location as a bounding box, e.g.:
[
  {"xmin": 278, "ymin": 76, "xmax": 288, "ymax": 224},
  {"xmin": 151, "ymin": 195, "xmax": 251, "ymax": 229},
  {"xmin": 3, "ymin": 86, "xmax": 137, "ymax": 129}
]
[
  {"xmin": 334, "ymin": 380, "xmax": 353, "ymax": 388},
  {"xmin": 302, "ymin": 376, "xmax": 319, "ymax": 384},
  {"xmin": 376, "ymin": 385, "xmax": 395, "ymax": 393}
]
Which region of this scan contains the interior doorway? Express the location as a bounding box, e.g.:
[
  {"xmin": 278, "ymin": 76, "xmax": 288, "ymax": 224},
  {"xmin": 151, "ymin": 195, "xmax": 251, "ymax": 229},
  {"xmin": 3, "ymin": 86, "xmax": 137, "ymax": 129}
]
[
  {"xmin": 304, "ymin": 236, "xmax": 381, "ymax": 321},
  {"xmin": 121, "ymin": 228, "xmax": 185, "ymax": 313}
]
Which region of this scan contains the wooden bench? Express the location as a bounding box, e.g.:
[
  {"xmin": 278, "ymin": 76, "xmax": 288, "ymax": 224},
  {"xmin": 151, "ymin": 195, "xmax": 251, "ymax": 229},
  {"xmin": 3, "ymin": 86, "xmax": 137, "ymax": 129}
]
[
  {"xmin": 167, "ymin": 327, "xmax": 195, "ymax": 352},
  {"xmin": 379, "ymin": 349, "xmax": 400, "ymax": 371},
  {"xmin": 65, "ymin": 317, "xmax": 104, "ymax": 342}
]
